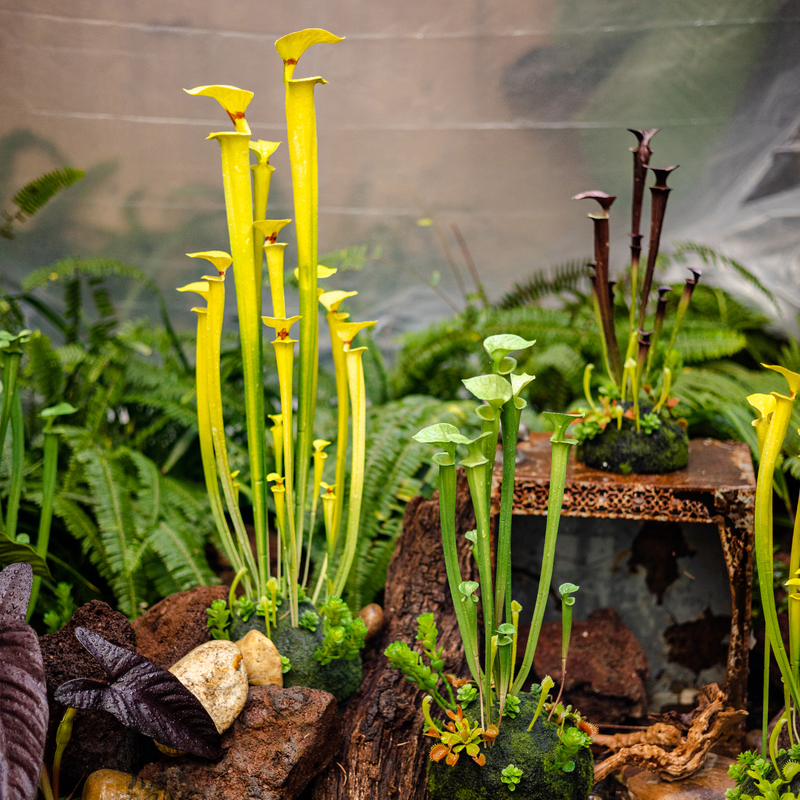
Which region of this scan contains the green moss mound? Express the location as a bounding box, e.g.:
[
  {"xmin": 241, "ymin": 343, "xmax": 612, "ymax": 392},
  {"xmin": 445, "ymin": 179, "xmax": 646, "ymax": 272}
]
[
  {"xmin": 230, "ymin": 601, "xmax": 363, "ymax": 702},
  {"xmin": 575, "ymin": 409, "xmax": 688, "ymax": 474},
  {"xmin": 427, "ymin": 693, "xmax": 593, "ymax": 800}
]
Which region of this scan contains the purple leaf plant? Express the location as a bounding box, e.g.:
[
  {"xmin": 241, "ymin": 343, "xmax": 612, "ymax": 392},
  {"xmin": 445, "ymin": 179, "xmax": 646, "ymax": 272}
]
[
  {"xmin": 0, "ymin": 563, "xmax": 48, "ymax": 800},
  {"xmin": 55, "ymin": 628, "xmax": 222, "ymax": 760}
]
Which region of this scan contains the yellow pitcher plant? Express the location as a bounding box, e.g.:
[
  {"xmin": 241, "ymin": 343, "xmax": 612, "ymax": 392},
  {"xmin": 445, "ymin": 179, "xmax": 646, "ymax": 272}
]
[
  {"xmin": 749, "ymin": 365, "xmax": 800, "ymax": 755},
  {"xmin": 189, "ymin": 86, "xmax": 271, "ymax": 595},
  {"xmin": 180, "ymin": 30, "xmax": 374, "ymax": 645},
  {"xmin": 276, "ymin": 28, "xmax": 344, "ymax": 547}
]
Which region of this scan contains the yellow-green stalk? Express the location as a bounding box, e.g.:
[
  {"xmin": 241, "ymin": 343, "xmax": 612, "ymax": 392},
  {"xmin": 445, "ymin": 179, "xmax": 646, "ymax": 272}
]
[
  {"xmin": 182, "ymin": 253, "xmax": 259, "ymax": 590},
  {"xmin": 254, "ymin": 219, "xmax": 292, "ymax": 318},
  {"xmin": 320, "ymin": 289, "xmax": 358, "ymax": 542},
  {"xmin": 268, "ymin": 413, "xmax": 284, "ymax": 476},
  {"xmin": 263, "ymin": 314, "xmax": 302, "ymax": 624},
  {"xmin": 303, "ymin": 439, "xmax": 330, "ymax": 587},
  {"xmin": 267, "ymin": 473, "xmax": 287, "ymax": 589},
  {"xmin": 275, "ymin": 28, "xmax": 344, "ymax": 550},
  {"xmin": 331, "ymin": 319, "xmax": 376, "ymax": 597},
  {"xmin": 177, "ymin": 281, "xmax": 244, "ymax": 580},
  {"xmin": 188, "ymin": 85, "xmax": 270, "ymax": 597}
]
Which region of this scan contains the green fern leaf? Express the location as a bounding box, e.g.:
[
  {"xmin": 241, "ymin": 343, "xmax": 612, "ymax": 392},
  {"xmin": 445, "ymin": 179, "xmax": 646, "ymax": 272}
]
[{"xmin": 12, "ymin": 167, "xmax": 84, "ymax": 216}]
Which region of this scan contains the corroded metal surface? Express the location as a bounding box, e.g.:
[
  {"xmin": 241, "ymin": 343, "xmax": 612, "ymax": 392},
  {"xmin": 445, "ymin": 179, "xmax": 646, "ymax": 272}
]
[{"xmin": 492, "ymin": 435, "xmax": 755, "ymax": 724}]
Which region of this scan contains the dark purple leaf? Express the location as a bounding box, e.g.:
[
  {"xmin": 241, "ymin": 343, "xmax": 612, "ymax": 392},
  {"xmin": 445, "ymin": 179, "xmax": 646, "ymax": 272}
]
[
  {"xmin": 0, "ymin": 562, "xmax": 33, "ymax": 619},
  {"xmin": 0, "ymin": 564, "xmax": 48, "ymax": 800},
  {"xmin": 55, "ymin": 628, "xmax": 222, "ymax": 759}
]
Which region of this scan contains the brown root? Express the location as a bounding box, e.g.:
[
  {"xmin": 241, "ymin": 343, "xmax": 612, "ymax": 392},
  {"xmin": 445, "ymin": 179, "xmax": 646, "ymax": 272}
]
[{"xmin": 593, "ymin": 684, "xmax": 746, "ymax": 784}]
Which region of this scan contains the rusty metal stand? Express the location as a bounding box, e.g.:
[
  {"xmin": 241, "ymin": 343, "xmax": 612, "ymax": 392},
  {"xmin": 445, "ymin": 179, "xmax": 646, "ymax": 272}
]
[{"xmin": 492, "ymin": 435, "xmax": 755, "ymax": 714}]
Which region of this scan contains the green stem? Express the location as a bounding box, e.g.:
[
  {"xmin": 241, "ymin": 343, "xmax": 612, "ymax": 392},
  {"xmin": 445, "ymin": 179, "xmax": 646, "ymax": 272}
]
[
  {"xmin": 512, "ymin": 430, "xmax": 574, "ymax": 695},
  {"xmin": 763, "ymin": 631, "xmax": 771, "ymax": 756},
  {"xmin": 494, "ymin": 400, "xmax": 520, "ymax": 624},
  {"xmin": 52, "ymin": 706, "xmax": 76, "ymax": 800},
  {"xmin": 5, "ymin": 392, "xmax": 24, "ymax": 540},
  {"xmin": 789, "ymin": 486, "xmax": 800, "ymax": 685},
  {"xmin": 331, "ymin": 347, "xmax": 368, "ymax": 598},
  {"xmin": 463, "ymin": 459, "xmax": 494, "ymax": 726},
  {"xmin": 0, "ymin": 350, "xmax": 22, "ymax": 459},
  {"xmin": 28, "ymin": 431, "xmax": 59, "ymax": 619},
  {"xmin": 438, "ymin": 462, "xmax": 480, "ymax": 683}
]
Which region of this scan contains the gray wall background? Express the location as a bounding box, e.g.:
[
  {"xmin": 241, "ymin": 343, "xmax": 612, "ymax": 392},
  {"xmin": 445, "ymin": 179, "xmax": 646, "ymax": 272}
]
[{"xmin": 2, "ymin": 0, "xmax": 800, "ymax": 337}]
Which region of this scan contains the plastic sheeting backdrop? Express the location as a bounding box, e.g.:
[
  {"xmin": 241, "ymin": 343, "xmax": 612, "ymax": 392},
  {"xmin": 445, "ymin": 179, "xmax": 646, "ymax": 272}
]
[{"xmin": 1, "ymin": 0, "xmax": 799, "ymax": 338}]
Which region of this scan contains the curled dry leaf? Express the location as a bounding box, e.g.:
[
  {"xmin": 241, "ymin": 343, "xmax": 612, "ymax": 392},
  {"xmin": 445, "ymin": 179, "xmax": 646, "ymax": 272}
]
[
  {"xmin": 54, "ymin": 627, "xmax": 222, "ymax": 760},
  {"xmin": 0, "ymin": 563, "xmax": 48, "ymax": 800}
]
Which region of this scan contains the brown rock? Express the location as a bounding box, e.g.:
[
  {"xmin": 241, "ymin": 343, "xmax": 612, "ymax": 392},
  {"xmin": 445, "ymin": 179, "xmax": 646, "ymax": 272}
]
[
  {"xmin": 141, "ymin": 685, "xmax": 341, "ymax": 800},
  {"xmin": 40, "ymin": 601, "xmax": 150, "ymax": 796},
  {"xmin": 133, "ymin": 585, "xmax": 228, "ymax": 669},
  {"xmin": 81, "ymin": 768, "xmax": 170, "ymax": 800},
  {"xmin": 533, "ymin": 606, "xmax": 649, "ymax": 722},
  {"xmin": 357, "ymin": 603, "xmax": 384, "ymax": 640}
]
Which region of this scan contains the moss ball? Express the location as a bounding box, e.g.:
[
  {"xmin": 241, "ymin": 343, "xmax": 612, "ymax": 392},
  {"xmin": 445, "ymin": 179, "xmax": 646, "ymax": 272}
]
[
  {"xmin": 427, "ymin": 693, "xmax": 593, "ymax": 800},
  {"xmin": 575, "ymin": 407, "xmax": 688, "ymax": 474},
  {"xmin": 230, "ymin": 601, "xmax": 362, "ymax": 702}
]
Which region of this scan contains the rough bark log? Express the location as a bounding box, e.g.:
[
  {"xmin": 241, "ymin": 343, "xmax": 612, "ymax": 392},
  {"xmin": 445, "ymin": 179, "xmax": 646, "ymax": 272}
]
[{"xmin": 311, "ymin": 472, "xmax": 477, "ymax": 800}]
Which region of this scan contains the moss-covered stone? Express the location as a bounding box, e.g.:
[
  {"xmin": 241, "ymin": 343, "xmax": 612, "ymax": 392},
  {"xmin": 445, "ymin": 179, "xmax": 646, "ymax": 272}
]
[
  {"xmin": 575, "ymin": 409, "xmax": 688, "ymax": 474},
  {"xmin": 230, "ymin": 601, "xmax": 363, "ymax": 702},
  {"xmin": 427, "ymin": 693, "xmax": 593, "ymax": 800}
]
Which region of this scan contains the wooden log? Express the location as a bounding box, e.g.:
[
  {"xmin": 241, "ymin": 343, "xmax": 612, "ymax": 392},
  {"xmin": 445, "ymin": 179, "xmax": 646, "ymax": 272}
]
[{"xmin": 311, "ymin": 472, "xmax": 477, "ymax": 799}]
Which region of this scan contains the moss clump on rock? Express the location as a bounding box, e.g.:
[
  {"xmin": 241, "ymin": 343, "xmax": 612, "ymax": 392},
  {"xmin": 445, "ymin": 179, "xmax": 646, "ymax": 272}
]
[
  {"xmin": 575, "ymin": 412, "xmax": 688, "ymax": 474},
  {"xmin": 230, "ymin": 601, "xmax": 363, "ymax": 702},
  {"xmin": 427, "ymin": 693, "xmax": 593, "ymax": 800}
]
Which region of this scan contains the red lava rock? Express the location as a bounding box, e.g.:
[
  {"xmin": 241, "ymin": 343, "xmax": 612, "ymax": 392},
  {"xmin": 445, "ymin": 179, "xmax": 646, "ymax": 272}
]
[
  {"xmin": 140, "ymin": 685, "xmax": 342, "ymax": 800},
  {"xmin": 533, "ymin": 606, "xmax": 649, "ymax": 722},
  {"xmin": 133, "ymin": 584, "xmax": 228, "ymax": 668},
  {"xmin": 39, "ymin": 601, "xmax": 151, "ymax": 795}
]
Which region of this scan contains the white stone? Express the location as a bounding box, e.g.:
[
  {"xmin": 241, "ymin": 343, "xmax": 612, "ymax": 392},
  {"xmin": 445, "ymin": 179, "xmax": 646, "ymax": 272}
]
[
  {"xmin": 235, "ymin": 629, "xmax": 283, "ymax": 687},
  {"xmin": 169, "ymin": 640, "xmax": 248, "ymax": 734}
]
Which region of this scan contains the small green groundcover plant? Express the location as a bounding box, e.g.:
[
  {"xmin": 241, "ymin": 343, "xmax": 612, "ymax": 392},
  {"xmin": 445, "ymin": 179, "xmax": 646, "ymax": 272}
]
[
  {"xmin": 569, "ymin": 130, "xmax": 699, "ymax": 470},
  {"xmin": 726, "ymin": 364, "xmax": 800, "ymax": 800},
  {"xmin": 384, "ymin": 334, "xmax": 595, "ymax": 799}
]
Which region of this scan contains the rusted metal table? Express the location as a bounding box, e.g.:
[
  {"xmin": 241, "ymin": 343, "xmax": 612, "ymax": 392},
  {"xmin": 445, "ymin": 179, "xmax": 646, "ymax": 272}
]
[{"xmin": 492, "ymin": 435, "xmax": 756, "ymax": 712}]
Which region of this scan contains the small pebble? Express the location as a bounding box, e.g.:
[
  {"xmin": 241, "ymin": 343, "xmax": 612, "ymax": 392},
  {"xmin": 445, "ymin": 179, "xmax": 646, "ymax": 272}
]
[
  {"xmin": 168, "ymin": 640, "xmax": 248, "ymax": 734},
  {"xmin": 81, "ymin": 769, "xmax": 169, "ymax": 800},
  {"xmin": 358, "ymin": 603, "xmax": 384, "ymax": 640},
  {"xmin": 235, "ymin": 629, "xmax": 283, "ymax": 687}
]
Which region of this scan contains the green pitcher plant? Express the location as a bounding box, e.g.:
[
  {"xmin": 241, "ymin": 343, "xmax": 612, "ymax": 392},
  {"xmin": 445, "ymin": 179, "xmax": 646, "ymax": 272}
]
[
  {"xmin": 385, "ymin": 334, "xmax": 594, "ymax": 770},
  {"xmin": 179, "ymin": 30, "xmax": 376, "ymax": 631}
]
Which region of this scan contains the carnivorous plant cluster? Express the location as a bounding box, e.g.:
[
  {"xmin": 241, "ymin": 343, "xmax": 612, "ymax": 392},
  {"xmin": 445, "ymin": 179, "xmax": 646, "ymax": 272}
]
[
  {"xmin": 385, "ymin": 334, "xmax": 594, "ymax": 773},
  {"xmin": 178, "ymin": 31, "xmax": 374, "ymax": 638},
  {"xmin": 572, "ymin": 130, "xmax": 701, "ymax": 439}
]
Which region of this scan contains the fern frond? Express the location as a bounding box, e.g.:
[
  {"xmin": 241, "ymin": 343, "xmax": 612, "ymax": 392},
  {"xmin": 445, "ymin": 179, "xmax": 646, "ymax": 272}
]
[
  {"xmin": 497, "ymin": 260, "xmax": 590, "ymax": 309},
  {"xmin": 147, "ymin": 517, "xmax": 216, "ymax": 590},
  {"xmin": 671, "ymin": 326, "xmax": 747, "ymax": 363},
  {"xmin": 75, "ymin": 445, "xmax": 145, "ymax": 616},
  {"xmin": 12, "ymin": 167, "xmax": 84, "ymax": 216},
  {"xmin": 669, "ymin": 242, "xmax": 777, "ymax": 307},
  {"xmin": 25, "ymin": 331, "xmax": 62, "ymax": 404}
]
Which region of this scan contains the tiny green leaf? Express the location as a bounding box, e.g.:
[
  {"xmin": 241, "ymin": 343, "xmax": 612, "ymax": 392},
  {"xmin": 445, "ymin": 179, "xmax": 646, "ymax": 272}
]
[
  {"xmin": 462, "ymin": 375, "xmax": 512, "ymax": 408},
  {"xmin": 412, "ymin": 423, "xmax": 461, "ymax": 445},
  {"xmin": 483, "ymin": 334, "xmax": 536, "ymax": 361},
  {"xmin": 40, "ymin": 402, "xmax": 79, "ymax": 419},
  {"xmin": 511, "ymin": 373, "xmax": 535, "ymax": 397}
]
